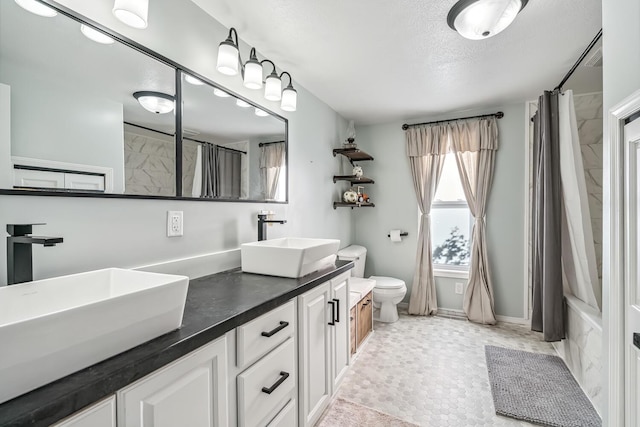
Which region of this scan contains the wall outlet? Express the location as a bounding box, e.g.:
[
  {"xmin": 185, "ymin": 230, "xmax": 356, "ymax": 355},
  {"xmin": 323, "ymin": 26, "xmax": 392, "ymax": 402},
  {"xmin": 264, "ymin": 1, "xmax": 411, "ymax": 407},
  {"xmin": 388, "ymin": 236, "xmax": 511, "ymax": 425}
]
[
  {"xmin": 167, "ymin": 211, "xmax": 183, "ymax": 237},
  {"xmin": 455, "ymin": 282, "xmax": 464, "ymax": 295}
]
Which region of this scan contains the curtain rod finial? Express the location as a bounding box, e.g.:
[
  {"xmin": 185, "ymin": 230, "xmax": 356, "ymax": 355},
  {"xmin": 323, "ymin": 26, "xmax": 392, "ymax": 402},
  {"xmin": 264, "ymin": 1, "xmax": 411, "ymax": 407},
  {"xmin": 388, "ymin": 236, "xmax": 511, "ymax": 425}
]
[
  {"xmin": 496, "ymin": 111, "xmax": 504, "ymax": 119},
  {"xmin": 402, "ymin": 124, "xmax": 409, "ymax": 130}
]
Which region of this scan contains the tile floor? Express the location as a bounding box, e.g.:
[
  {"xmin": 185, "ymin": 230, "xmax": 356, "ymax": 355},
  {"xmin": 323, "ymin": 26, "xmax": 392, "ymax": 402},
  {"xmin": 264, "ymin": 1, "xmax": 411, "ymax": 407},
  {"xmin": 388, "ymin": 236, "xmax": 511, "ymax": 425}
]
[{"xmin": 336, "ymin": 312, "xmax": 556, "ymax": 426}]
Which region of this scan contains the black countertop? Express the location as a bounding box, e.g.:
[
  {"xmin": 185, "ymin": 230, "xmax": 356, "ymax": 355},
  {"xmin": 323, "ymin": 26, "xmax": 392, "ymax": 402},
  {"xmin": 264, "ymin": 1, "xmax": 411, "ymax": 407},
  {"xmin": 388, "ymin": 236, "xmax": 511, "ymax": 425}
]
[{"xmin": 0, "ymin": 261, "xmax": 353, "ymax": 427}]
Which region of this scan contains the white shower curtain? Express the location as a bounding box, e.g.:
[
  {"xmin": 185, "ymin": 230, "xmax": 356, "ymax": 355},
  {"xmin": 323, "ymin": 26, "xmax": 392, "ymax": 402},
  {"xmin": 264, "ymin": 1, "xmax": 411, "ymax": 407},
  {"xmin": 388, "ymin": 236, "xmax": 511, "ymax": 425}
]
[{"xmin": 558, "ymin": 90, "xmax": 601, "ymax": 311}]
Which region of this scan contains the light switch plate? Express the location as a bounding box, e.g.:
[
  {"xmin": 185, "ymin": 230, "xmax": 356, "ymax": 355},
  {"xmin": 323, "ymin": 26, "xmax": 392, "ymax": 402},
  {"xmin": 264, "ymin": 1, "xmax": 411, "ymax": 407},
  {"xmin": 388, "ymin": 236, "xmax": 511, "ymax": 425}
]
[
  {"xmin": 167, "ymin": 211, "xmax": 183, "ymax": 237},
  {"xmin": 455, "ymin": 282, "xmax": 464, "ymax": 295}
]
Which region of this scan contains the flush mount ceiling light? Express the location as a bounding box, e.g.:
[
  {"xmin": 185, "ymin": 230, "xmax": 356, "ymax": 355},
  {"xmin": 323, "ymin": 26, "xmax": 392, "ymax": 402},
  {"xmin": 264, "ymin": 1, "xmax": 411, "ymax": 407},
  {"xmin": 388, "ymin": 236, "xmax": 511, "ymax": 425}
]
[
  {"xmin": 80, "ymin": 24, "xmax": 115, "ymax": 45},
  {"xmin": 133, "ymin": 91, "xmax": 174, "ymax": 114},
  {"xmin": 112, "ymin": 0, "xmax": 149, "ymax": 29},
  {"xmin": 447, "ymin": 0, "xmax": 528, "ymax": 40},
  {"xmin": 216, "ymin": 27, "xmax": 298, "ymax": 112},
  {"xmin": 14, "ymin": 0, "xmax": 57, "ymax": 17},
  {"xmin": 184, "ymin": 75, "xmax": 204, "ymax": 86}
]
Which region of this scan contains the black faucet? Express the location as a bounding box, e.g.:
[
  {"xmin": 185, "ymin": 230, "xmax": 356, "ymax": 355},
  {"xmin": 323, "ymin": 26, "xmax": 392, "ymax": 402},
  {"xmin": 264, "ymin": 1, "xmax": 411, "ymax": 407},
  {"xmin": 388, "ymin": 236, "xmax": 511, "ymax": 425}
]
[
  {"xmin": 257, "ymin": 214, "xmax": 286, "ymax": 241},
  {"xmin": 6, "ymin": 224, "xmax": 63, "ymax": 285}
]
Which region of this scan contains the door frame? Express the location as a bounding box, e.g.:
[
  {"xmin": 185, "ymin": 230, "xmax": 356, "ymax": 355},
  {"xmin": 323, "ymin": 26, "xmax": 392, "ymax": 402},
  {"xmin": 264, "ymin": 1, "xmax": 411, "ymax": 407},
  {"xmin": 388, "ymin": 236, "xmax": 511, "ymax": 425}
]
[{"xmin": 605, "ymin": 88, "xmax": 640, "ymax": 427}]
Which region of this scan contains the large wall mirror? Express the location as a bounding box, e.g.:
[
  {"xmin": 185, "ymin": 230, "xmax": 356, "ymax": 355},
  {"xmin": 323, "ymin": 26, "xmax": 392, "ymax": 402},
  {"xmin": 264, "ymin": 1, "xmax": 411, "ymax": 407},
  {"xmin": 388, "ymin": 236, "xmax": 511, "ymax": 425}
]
[{"xmin": 0, "ymin": 0, "xmax": 288, "ymax": 202}]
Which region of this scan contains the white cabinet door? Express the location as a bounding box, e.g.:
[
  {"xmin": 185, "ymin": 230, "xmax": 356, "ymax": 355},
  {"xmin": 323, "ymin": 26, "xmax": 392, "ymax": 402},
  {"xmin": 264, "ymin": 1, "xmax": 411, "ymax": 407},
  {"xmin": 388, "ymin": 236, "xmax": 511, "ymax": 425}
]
[
  {"xmin": 118, "ymin": 336, "xmax": 228, "ymax": 427},
  {"xmin": 330, "ymin": 273, "xmax": 350, "ymax": 391},
  {"xmin": 298, "ymin": 282, "xmax": 331, "ymax": 427},
  {"xmin": 52, "ymin": 396, "xmax": 115, "ymax": 427}
]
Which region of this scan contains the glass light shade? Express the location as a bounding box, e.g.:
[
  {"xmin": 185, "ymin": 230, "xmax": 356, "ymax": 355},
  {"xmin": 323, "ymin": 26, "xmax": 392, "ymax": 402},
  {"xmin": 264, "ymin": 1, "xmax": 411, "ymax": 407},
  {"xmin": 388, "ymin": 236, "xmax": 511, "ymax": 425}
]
[
  {"xmin": 80, "ymin": 24, "xmax": 115, "ymax": 45},
  {"xmin": 243, "ymin": 60, "xmax": 263, "ymax": 90},
  {"xmin": 236, "ymin": 99, "xmax": 251, "ymax": 108},
  {"xmin": 346, "ymin": 120, "xmax": 356, "ymax": 140},
  {"xmin": 213, "ymin": 88, "xmax": 230, "ymax": 98},
  {"xmin": 112, "ymin": 0, "xmax": 149, "ymax": 29},
  {"xmin": 133, "ymin": 92, "xmax": 174, "ymax": 114},
  {"xmin": 280, "ymin": 86, "xmax": 297, "ymax": 112},
  {"xmin": 217, "ymin": 42, "xmax": 239, "ymax": 76},
  {"xmin": 264, "ymin": 74, "xmax": 282, "ymax": 101},
  {"xmin": 255, "ymin": 108, "xmax": 269, "ymax": 117},
  {"xmin": 450, "ymin": 0, "xmax": 523, "ymax": 40},
  {"xmin": 15, "ymin": 0, "xmax": 57, "ymax": 17},
  {"xmin": 184, "ymin": 74, "xmax": 204, "ymax": 85}
]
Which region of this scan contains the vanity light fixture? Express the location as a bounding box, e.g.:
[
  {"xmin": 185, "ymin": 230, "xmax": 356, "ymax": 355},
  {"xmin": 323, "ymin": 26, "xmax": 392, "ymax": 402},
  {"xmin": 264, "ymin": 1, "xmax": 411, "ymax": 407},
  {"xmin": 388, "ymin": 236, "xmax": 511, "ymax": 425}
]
[
  {"xmin": 213, "ymin": 88, "xmax": 231, "ymax": 98},
  {"xmin": 216, "ymin": 27, "xmax": 298, "ymax": 111},
  {"xmin": 112, "ymin": 0, "xmax": 149, "ymax": 29},
  {"xmin": 447, "ymin": 0, "xmax": 528, "ymax": 40},
  {"xmin": 184, "ymin": 75, "xmax": 204, "ymax": 85},
  {"xmin": 14, "ymin": 0, "xmax": 57, "ymax": 17},
  {"xmin": 254, "ymin": 108, "xmax": 269, "ymax": 117},
  {"xmin": 80, "ymin": 24, "xmax": 115, "ymax": 45},
  {"xmin": 133, "ymin": 91, "xmax": 174, "ymax": 114},
  {"xmin": 236, "ymin": 99, "xmax": 251, "ymax": 108}
]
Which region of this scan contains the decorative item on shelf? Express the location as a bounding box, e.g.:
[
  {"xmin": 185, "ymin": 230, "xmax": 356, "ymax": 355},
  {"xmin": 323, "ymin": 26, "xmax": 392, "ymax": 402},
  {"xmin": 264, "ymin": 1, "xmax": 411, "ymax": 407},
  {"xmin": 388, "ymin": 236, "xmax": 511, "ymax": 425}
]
[
  {"xmin": 343, "ymin": 189, "xmax": 358, "ymax": 204},
  {"xmin": 216, "ymin": 27, "xmax": 298, "ymax": 112},
  {"xmin": 356, "ymin": 186, "xmax": 370, "ymax": 203},
  {"xmin": 343, "ymin": 120, "xmax": 357, "ymax": 149},
  {"xmin": 352, "ymin": 166, "xmax": 363, "ymax": 178}
]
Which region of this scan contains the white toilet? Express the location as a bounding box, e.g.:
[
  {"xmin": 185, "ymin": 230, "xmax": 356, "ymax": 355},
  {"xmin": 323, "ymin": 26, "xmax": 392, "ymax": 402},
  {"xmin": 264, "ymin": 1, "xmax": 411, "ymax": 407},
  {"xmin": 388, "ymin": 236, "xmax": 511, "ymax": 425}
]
[{"xmin": 337, "ymin": 245, "xmax": 407, "ymax": 323}]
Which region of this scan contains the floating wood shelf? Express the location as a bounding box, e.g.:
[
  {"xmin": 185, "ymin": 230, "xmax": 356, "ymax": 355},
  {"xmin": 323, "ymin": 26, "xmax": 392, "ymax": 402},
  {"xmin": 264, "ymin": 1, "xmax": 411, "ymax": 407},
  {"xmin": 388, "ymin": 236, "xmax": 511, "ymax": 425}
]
[
  {"xmin": 332, "ymin": 148, "xmax": 374, "ymax": 163},
  {"xmin": 333, "ymin": 202, "xmax": 375, "ymax": 210},
  {"xmin": 332, "ymin": 175, "xmax": 375, "ymax": 184}
]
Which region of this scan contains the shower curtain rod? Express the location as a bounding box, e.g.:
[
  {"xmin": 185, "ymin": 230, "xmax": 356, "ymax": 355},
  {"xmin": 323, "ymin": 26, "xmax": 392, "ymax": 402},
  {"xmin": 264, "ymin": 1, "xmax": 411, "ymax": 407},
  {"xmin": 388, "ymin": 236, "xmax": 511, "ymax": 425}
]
[
  {"xmin": 258, "ymin": 140, "xmax": 285, "ymax": 147},
  {"xmin": 555, "ymin": 29, "xmax": 602, "ymax": 91},
  {"xmin": 123, "ymin": 121, "xmax": 247, "ymax": 154},
  {"xmin": 401, "ymin": 111, "xmax": 504, "ymax": 130}
]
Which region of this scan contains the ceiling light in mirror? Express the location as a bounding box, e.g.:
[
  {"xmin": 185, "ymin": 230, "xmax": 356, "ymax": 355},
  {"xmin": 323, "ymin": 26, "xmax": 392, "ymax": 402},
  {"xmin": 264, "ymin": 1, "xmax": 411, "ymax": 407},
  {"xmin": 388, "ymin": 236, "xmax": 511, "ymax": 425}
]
[
  {"xmin": 255, "ymin": 108, "xmax": 269, "ymax": 117},
  {"xmin": 447, "ymin": 0, "xmax": 527, "ymax": 40},
  {"xmin": 133, "ymin": 91, "xmax": 174, "ymax": 114},
  {"xmin": 184, "ymin": 75, "xmax": 204, "ymax": 85},
  {"xmin": 264, "ymin": 72, "xmax": 282, "ymax": 101},
  {"xmin": 14, "ymin": 0, "xmax": 57, "ymax": 17},
  {"xmin": 243, "ymin": 48, "xmax": 263, "ymax": 89},
  {"xmin": 80, "ymin": 24, "xmax": 115, "ymax": 45},
  {"xmin": 217, "ymin": 28, "xmax": 240, "ymax": 76},
  {"xmin": 213, "ymin": 88, "xmax": 230, "ymax": 97},
  {"xmin": 113, "ymin": 0, "xmax": 149, "ymax": 29},
  {"xmin": 236, "ymin": 99, "xmax": 251, "ymax": 108}
]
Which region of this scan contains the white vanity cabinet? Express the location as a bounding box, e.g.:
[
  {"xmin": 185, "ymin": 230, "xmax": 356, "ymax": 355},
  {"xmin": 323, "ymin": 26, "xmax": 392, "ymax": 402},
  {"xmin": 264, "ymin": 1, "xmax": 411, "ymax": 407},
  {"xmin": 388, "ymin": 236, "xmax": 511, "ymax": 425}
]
[
  {"xmin": 52, "ymin": 396, "xmax": 115, "ymax": 427},
  {"xmin": 117, "ymin": 335, "xmax": 229, "ymax": 427},
  {"xmin": 298, "ymin": 272, "xmax": 350, "ymax": 427}
]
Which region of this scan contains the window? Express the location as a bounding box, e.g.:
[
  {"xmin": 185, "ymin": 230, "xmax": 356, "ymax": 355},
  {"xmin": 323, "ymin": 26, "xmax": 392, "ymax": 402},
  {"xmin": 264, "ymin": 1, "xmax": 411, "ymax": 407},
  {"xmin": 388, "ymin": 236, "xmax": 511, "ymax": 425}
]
[{"xmin": 431, "ymin": 153, "xmax": 472, "ymax": 271}]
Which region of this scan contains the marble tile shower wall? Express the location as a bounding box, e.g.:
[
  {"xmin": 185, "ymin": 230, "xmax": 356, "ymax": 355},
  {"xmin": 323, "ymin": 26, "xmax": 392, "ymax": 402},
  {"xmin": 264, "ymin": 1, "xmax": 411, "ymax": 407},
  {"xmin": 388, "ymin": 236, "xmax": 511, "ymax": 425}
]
[{"xmin": 574, "ymin": 92, "xmax": 604, "ymax": 281}]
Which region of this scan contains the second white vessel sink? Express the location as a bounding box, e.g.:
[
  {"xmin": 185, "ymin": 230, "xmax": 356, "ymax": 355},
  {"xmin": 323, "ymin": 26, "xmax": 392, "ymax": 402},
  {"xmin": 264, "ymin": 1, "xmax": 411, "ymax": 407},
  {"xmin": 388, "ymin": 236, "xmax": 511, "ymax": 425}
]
[
  {"xmin": 0, "ymin": 268, "xmax": 189, "ymax": 404},
  {"xmin": 241, "ymin": 237, "xmax": 340, "ymax": 278}
]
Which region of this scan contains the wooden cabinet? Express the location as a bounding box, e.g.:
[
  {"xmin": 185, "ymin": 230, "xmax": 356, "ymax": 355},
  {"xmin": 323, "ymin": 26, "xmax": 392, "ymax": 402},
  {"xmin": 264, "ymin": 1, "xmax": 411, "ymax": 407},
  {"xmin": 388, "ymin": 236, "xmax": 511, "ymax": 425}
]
[
  {"xmin": 117, "ymin": 336, "xmax": 228, "ymax": 427},
  {"xmin": 52, "ymin": 397, "xmax": 115, "ymax": 427},
  {"xmin": 350, "ymin": 306, "xmax": 357, "ymax": 356},
  {"xmin": 356, "ymin": 291, "xmax": 373, "ymax": 349},
  {"xmin": 298, "ymin": 272, "xmax": 350, "ymax": 427}
]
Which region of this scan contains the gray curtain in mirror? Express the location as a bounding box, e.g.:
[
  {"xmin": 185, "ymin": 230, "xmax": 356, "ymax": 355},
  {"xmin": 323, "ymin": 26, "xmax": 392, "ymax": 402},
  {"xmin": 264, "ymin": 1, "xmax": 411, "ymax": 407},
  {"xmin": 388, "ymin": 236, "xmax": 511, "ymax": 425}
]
[
  {"xmin": 260, "ymin": 142, "xmax": 285, "ymax": 200},
  {"xmin": 201, "ymin": 143, "xmax": 242, "ymax": 199},
  {"xmin": 531, "ymin": 91, "xmax": 565, "ymax": 342},
  {"xmin": 449, "ymin": 118, "xmax": 499, "ymax": 325},
  {"xmin": 406, "ymin": 125, "xmax": 448, "ymax": 316}
]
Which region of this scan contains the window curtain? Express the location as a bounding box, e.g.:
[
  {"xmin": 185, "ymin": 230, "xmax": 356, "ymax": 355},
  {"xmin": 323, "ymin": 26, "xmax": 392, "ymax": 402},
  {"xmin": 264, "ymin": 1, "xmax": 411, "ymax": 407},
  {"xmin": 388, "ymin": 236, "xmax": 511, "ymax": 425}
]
[
  {"xmin": 200, "ymin": 143, "xmax": 242, "ymax": 199},
  {"xmin": 260, "ymin": 142, "xmax": 285, "ymax": 200},
  {"xmin": 531, "ymin": 91, "xmax": 565, "ymax": 342},
  {"xmin": 191, "ymin": 144, "xmax": 202, "ymax": 197},
  {"xmin": 449, "ymin": 118, "xmax": 499, "ymax": 325},
  {"xmin": 405, "ymin": 125, "xmax": 449, "ymax": 316}
]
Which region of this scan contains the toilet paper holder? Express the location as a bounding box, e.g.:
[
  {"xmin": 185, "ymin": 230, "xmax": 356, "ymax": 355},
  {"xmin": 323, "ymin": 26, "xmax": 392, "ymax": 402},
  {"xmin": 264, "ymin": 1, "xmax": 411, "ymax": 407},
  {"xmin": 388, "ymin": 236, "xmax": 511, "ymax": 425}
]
[{"xmin": 387, "ymin": 231, "xmax": 408, "ymax": 237}]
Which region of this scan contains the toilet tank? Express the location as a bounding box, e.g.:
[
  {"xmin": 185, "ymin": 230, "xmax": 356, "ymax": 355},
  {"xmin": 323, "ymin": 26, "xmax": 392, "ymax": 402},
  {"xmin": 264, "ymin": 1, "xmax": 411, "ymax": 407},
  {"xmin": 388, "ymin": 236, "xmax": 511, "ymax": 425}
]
[{"xmin": 337, "ymin": 245, "xmax": 367, "ymax": 278}]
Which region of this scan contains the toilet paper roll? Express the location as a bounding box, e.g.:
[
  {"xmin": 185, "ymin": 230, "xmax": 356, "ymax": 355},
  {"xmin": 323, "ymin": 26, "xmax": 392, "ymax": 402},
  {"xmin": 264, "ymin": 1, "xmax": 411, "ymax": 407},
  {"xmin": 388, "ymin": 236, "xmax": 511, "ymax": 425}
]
[{"xmin": 389, "ymin": 229, "xmax": 402, "ymax": 242}]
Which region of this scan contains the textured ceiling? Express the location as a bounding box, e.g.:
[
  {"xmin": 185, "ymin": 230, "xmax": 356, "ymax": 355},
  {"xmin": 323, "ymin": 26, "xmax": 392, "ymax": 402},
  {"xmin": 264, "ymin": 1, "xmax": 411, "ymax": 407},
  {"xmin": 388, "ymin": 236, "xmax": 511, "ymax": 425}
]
[{"xmin": 191, "ymin": 0, "xmax": 602, "ymax": 124}]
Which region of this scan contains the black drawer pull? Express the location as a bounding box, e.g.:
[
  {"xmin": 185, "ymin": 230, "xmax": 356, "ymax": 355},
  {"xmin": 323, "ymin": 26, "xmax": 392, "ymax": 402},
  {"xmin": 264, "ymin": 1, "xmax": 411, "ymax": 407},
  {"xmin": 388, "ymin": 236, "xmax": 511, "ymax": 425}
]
[
  {"xmin": 261, "ymin": 321, "xmax": 289, "ymax": 337},
  {"xmin": 634, "ymin": 333, "xmax": 640, "ymax": 350},
  {"xmin": 261, "ymin": 371, "xmax": 289, "ymax": 394},
  {"xmin": 361, "ymin": 299, "xmax": 371, "ymax": 307},
  {"xmin": 328, "ymin": 300, "xmax": 336, "ymax": 325},
  {"xmin": 333, "ymin": 298, "xmax": 340, "ymax": 323}
]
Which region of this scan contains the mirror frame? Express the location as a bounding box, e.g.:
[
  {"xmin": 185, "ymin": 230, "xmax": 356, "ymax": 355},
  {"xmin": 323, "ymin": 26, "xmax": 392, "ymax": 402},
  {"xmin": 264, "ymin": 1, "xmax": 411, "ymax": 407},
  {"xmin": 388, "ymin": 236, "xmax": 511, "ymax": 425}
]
[{"xmin": 0, "ymin": 0, "xmax": 289, "ymax": 204}]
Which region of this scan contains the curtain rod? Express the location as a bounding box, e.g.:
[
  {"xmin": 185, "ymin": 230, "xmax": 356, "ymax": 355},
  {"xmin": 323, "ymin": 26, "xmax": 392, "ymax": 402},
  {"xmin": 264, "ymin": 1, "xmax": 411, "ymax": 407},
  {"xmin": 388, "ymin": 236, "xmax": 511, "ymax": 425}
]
[
  {"xmin": 259, "ymin": 140, "xmax": 285, "ymax": 147},
  {"xmin": 555, "ymin": 29, "xmax": 602, "ymax": 91},
  {"xmin": 123, "ymin": 121, "xmax": 247, "ymax": 154},
  {"xmin": 401, "ymin": 111, "xmax": 504, "ymax": 130}
]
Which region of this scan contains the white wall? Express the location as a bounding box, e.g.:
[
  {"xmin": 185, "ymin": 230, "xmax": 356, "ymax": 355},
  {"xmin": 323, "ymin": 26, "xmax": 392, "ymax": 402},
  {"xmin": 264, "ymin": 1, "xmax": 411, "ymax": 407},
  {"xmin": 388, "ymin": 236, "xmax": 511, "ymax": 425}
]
[
  {"xmin": 0, "ymin": 0, "xmax": 353, "ymax": 285},
  {"xmin": 354, "ymin": 103, "xmax": 527, "ymax": 318},
  {"xmin": 601, "ymin": 0, "xmax": 640, "ymax": 424}
]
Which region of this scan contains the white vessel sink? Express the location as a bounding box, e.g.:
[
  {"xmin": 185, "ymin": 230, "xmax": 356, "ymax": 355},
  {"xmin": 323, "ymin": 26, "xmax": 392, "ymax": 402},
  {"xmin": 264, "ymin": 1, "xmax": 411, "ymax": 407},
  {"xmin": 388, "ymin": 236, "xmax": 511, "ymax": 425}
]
[
  {"xmin": 241, "ymin": 237, "xmax": 340, "ymax": 278},
  {"xmin": 0, "ymin": 268, "xmax": 189, "ymax": 404}
]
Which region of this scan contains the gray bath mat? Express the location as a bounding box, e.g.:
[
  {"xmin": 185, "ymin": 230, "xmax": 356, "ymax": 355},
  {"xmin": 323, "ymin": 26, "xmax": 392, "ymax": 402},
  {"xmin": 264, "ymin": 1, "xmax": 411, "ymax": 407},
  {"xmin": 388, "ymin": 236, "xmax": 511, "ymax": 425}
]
[{"xmin": 485, "ymin": 345, "xmax": 601, "ymax": 427}]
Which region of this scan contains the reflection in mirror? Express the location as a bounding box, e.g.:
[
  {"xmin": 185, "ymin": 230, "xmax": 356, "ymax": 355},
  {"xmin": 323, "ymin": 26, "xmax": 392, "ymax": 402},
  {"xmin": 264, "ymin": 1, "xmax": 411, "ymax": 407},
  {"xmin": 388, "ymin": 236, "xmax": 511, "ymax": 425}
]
[
  {"xmin": 181, "ymin": 72, "xmax": 287, "ymax": 201},
  {"xmin": 0, "ymin": 1, "xmax": 175, "ymax": 196}
]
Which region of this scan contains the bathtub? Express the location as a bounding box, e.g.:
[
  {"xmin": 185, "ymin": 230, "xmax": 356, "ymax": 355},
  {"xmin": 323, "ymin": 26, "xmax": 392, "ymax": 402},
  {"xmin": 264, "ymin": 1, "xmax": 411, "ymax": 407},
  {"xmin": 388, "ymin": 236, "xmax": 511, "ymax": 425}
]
[{"xmin": 553, "ymin": 295, "xmax": 603, "ymax": 415}]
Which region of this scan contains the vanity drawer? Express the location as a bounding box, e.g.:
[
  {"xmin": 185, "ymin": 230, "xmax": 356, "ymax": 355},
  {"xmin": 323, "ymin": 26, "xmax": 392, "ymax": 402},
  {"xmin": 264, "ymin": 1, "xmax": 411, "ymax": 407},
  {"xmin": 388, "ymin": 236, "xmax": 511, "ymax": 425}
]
[
  {"xmin": 267, "ymin": 398, "xmax": 296, "ymax": 427},
  {"xmin": 237, "ymin": 338, "xmax": 296, "ymax": 427},
  {"xmin": 237, "ymin": 300, "xmax": 295, "ymax": 369}
]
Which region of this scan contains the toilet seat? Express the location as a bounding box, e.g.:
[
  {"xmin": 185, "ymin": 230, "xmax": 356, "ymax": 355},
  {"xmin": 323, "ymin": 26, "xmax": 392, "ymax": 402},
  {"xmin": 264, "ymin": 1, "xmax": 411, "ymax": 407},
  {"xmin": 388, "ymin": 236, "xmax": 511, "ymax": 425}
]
[{"xmin": 369, "ymin": 276, "xmax": 405, "ymax": 289}]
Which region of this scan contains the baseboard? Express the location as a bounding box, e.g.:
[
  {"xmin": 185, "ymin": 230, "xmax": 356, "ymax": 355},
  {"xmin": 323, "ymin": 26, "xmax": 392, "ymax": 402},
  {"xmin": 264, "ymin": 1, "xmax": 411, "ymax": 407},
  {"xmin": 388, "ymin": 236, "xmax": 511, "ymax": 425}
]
[
  {"xmin": 495, "ymin": 315, "xmax": 530, "ymax": 326},
  {"xmin": 434, "ymin": 307, "xmax": 530, "ymax": 325},
  {"xmin": 134, "ymin": 249, "xmax": 241, "ymax": 279}
]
